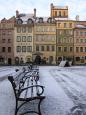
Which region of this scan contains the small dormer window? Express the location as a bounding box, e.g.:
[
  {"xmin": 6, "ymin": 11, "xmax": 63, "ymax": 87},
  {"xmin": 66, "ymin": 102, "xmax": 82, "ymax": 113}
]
[
  {"xmin": 17, "ymin": 19, "xmax": 23, "ymax": 24},
  {"xmin": 38, "ymin": 18, "xmax": 43, "ymax": 23},
  {"xmin": 27, "ymin": 19, "xmax": 33, "ymax": 24},
  {"xmin": 47, "ymin": 18, "xmax": 52, "ymax": 23}
]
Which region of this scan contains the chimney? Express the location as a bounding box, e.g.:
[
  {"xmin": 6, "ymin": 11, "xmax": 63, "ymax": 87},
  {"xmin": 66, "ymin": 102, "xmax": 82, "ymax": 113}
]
[
  {"xmin": 51, "ymin": 3, "xmax": 53, "ymax": 9},
  {"xmin": 34, "ymin": 8, "xmax": 36, "ymax": 18},
  {"xmin": 16, "ymin": 10, "xmax": 19, "ymax": 17},
  {"xmin": 76, "ymin": 15, "xmax": 79, "ymax": 21}
]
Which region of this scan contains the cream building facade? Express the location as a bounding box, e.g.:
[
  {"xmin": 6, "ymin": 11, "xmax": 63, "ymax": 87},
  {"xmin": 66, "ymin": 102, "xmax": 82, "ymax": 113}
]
[{"xmin": 14, "ymin": 11, "xmax": 35, "ymax": 64}]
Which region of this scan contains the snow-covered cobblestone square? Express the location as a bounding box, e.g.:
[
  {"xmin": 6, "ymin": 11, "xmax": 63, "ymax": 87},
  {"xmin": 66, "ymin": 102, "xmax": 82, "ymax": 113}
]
[{"xmin": 0, "ymin": 66, "xmax": 86, "ymax": 115}]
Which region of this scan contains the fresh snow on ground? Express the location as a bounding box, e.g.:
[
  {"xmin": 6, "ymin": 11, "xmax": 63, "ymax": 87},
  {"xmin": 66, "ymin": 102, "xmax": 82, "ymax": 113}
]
[{"xmin": 0, "ymin": 66, "xmax": 86, "ymax": 115}]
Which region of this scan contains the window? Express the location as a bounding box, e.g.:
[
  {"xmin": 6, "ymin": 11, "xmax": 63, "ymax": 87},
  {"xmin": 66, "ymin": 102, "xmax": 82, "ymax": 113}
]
[
  {"xmin": 2, "ymin": 39, "xmax": 5, "ymax": 43},
  {"xmin": 47, "ymin": 18, "xmax": 52, "ymax": 23},
  {"xmin": 85, "ymin": 47, "xmax": 86, "ymax": 52},
  {"xmin": 22, "ymin": 27, "xmax": 26, "ymax": 33},
  {"xmin": 64, "ymin": 11, "xmax": 66, "ymax": 16},
  {"xmin": 76, "ymin": 57, "xmax": 80, "ymax": 61},
  {"xmin": 58, "ymin": 37, "xmax": 61, "ymax": 43},
  {"xmin": 55, "ymin": 11, "xmax": 57, "ymax": 17},
  {"xmin": 58, "ymin": 30, "xmax": 62, "ymax": 35},
  {"xmin": 46, "ymin": 46, "xmax": 50, "ymax": 51},
  {"xmin": 49, "ymin": 56, "xmax": 53, "ymax": 62},
  {"xmin": 58, "ymin": 23, "xmax": 61, "ymax": 28},
  {"xmin": 58, "ymin": 57, "xmax": 62, "ymax": 61},
  {"xmin": 36, "ymin": 46, "xmax": 39, "ymax": 51},
  {"xmin": 64, "ymin": 47, "xmax": 67, "ymax": 52},
  {"xmin": 22, "ymin": 46, "xmax": 26, "ymax": 52},
  {"xmin": 51, "ymin": 45, "xmax": 55, "ymax": 51},
  {"xmin": 80, "ymin": 47, "xmax": 83, "ymax": 52},
  {"xmin": 27, "ymin": 19, "xmax": 33, "ymax": 24},
  {"xmin": 2, "ymin": 47, "xmax": 5, "ymax": 52},
  {"xmin": 17, "ymin": 28, "xmax": 21, "ymax": 33},
  {"xmin": 64, "ymin": 30, "xmax": 67, "ymax": 34},
  {"xmin": 39, "ymin": 18, "xmax": 43, "ymax": 23},
  {"xmin": 8, "ymin": 47, "xmax": 11, "ymax": 52},
  {"xmin": 27, "ymin": 36, "xmax": 32, "ymax": 42},
  {"xmin": 27, "ymin": 46, "xmax": 32, "ymax": 52},
  {"xmin": 70, "ymin": 47, "xmax": 73, "ymax": 52},
  {"xmin": 41, "ymin": 46, "xmax": 44, "ymax": 51},
  {"xmin": 76, "ymin": 31, "xmax": 79, "ymax": 36},
  {"xmin": 80, "ymin": 32, "xmax": 83, "ymax": 36},
  {"xmin": 28, "ymin": 28, "xmax": 32, "ymax": 33},
  {"xmin": 22, "ymin": 36, "xmax": 26, "ymax": 42},
  {"xmin": 80, "ymin": 39, "xmax": 83, "ymax": 43},
  {"xmin": 8, "ymin": 39, "xmax": 11, "ymax": 43},
  {"xmin": 76, "ymin": 39, "xmax": 79, "ymax": 43},
  {"xmin": 16, "ymin": 46, "xmax": 21, "ymax": 52},
  {"xmin": 16, "ymin": 36, "xmax": 21, "ymax": 42},
  {"xmin": 64, "ymin": 23, "xmax": 67, "ymax": 28},
  {"xmin": 58, "ymin": 47, "xmax": 61, "ymax": 52},
  {"xmin": 76, "ymin": 47, "xmax": 79, "ymax": 52},
  {"xmin": 70, "ymin": 38, "xmax": 72, "ymax": 43},
  {"xmin": 69, "ymin": 23, "xmax": 72, "ymax": 28},
  {"xmin": 59, "ymin": 11, "xmax": 61, "ymax": 16},
  {"xmin": 64, "ymin": 38, "xmax": 66, "ymax": 43},
  {"xmin": 70, "ymin": 30, "xmax": 73, "ymax": 35},
  {"xmin": 17, "ymin": 19, "xmax": 23, "ymax": 24}
]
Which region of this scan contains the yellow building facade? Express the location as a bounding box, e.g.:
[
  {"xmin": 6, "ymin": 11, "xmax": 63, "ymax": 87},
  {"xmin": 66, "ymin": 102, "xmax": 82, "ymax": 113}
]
[
  {"xmin": 33, "ymin": 17, "xmax": 56, "ymax": 64},
  {"xmin": 50, "ymin": 3, "xmax": 68, "ymax": 18},
  {"xmin": 56, "ymin": 20, "xmax": 75, "ymax": 64}
]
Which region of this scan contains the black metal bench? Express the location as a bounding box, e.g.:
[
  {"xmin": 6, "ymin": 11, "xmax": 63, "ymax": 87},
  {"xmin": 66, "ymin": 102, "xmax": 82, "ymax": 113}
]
[{"xmin": 8, "ymin": 75, "xmax": 45, "ymax": 115}]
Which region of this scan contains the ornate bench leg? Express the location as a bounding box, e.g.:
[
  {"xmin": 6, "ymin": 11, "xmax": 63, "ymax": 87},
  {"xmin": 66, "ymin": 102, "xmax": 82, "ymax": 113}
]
[
  {"xmin": 38, "ymin": 98, "xmax": 44, "ymax": 115},
  {"xmin": 15, "ymin": 100, "xmax": 18, "ymax": 115}
]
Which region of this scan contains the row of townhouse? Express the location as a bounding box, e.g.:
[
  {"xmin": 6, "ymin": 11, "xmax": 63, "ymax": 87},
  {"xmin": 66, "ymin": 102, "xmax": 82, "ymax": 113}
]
[{"xmin": 0, "ymin": 3, "xmax": 86, "ymax": 65}]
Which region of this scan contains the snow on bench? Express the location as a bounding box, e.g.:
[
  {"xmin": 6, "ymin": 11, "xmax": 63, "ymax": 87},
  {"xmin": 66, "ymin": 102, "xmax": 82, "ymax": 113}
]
[{"xmin": 8, "ymin": 74, "xmax": 45, "ymax": 115}]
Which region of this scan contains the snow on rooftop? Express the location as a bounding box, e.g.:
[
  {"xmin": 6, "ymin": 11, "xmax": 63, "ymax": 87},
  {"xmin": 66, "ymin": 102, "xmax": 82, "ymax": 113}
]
[
  {"xmin": 18, "ymin": 13, "xmax": 35, "ymax": 24},
  {"xmin": 55, "ymin": 17, "xmax": 70, "ymax": 20},
  {"xmin": 53, "ymin": 6, "xmax": 68, "ymax": 9},
  {"xmin": 20, "ymin": 14, "xmax": 34, "ymax": 20},
  {"xmin": 75, "ymin": 24, "xmax": 86, "ymax": 28}
]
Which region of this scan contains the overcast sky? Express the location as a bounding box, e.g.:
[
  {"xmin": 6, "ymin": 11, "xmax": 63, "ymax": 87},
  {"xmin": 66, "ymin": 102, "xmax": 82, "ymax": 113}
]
[{"xmin": 0, "ymin": 0, "xmax": 86, "ymax": 20}]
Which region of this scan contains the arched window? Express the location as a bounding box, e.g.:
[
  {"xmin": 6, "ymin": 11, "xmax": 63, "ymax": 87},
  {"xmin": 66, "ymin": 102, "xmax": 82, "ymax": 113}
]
[
  {"xmin": 76, "ymin": 57, "xmax": 80, "ymax": 61},
  {"xmin": 58, "ymin": 57, "xmax": 62, "ymax": 61},
  {"xmin": 47, "ymin": 18, "xmax": 52, "ymax": 23},
  {"xmin": 27, "ymin": 19, "xmax": 33, "ymax": 24},
  {"xmin": 64, "ymin": 11, "xmax": 66, "ymax": 16},
  {"xmin": 38, "ymin": 17, "xmax": 43, "ymax": 23},
  {"xmin": 59, "ymin": 11, "xmax": 61, "ymax": 16},
  {"xmin": 17, "ymin": 19, "xmax": 23, "ymax": 24},
  {"xmin": 55, "ymin": 11, "xmax": 57, "ymax": 16}
]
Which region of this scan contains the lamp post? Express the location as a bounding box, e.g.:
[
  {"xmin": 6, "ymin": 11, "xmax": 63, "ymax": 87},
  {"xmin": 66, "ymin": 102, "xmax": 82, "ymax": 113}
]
[
  {"xmin": 73, "ymin": 28, "xmax": 75, "ymax": 65},
  {"xmin": 56, "ymin": 28, "xmax": 58, "ymax": 65}
]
